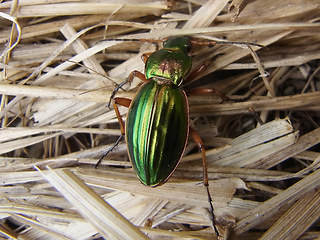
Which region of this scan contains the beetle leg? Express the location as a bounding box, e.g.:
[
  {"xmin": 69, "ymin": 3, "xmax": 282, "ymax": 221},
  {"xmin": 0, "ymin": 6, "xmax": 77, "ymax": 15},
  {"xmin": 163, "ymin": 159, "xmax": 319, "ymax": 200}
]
[
  {"xmin": 183, "ymin": 61, "xmax": 210, "ymax": 85},
  {"xmin": 183, "ymin": 58, "xmax": 227, "ymax": 102},
  {"xmin": 96, "ymin": 97, "xmax": 132, "ymax": 168},
  {"xmin": 189, "ymin": 89, "xmax": 264, "ymax": 125},
  {"xmin": 184, "ymin": 61, "xmax": 230, "ymax": 101},
  {"xmin": 189, "ymin": 128, "xmax": 220, "ymax": 237},
  {"xmin": 188, "ymin": 87, "xmax": 230, "ymax": 102},
  {"xmin": 184, "ymin": 61, "xmax": 249, "ymax": 103},
  {"xmin": 108, "ymin": 70, "xmax": 148, "ymax": 107},
  {"xmin": 128, "ymin": 70, "xmax": 149, "ymax": 83},
  {"xmin": 113, "ymin": 97, "xmax": 131, "ymax": 135},
  {"xmin": 141, "ymin": 52, "xmax": 153, "ymax": 63},
  {"xmin": 248, "ymin": 107, "xmax": 264, "ymax": 125},
  {"xmin": 184, "ymin": 59, "xmax": 245, "ymax": 101}
]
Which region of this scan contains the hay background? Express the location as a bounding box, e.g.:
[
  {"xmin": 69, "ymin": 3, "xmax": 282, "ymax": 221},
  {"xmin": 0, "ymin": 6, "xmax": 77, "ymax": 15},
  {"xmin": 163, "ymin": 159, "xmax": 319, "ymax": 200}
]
[{"xmin": 1, "ymin": 0, "xmax": 320, "ymax": 239}]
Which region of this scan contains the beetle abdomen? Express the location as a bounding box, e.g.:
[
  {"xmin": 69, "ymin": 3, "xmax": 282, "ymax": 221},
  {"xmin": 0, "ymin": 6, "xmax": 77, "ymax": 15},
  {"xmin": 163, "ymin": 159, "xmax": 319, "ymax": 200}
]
[{"xmin": 126, "ymin": 80, "xmax": 189, "ymax": 186}]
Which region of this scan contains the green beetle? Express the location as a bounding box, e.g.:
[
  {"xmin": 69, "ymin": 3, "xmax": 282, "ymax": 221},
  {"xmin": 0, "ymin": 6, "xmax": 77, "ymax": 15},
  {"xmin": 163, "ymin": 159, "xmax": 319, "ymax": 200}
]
[
  {"xmin": 100, "ymin": 36, "xmax": 234, "ymax": 236},
  {"xmin": 97, "ymin": 35, "xmax": 262, "ymax": 237},
  {"xmin": 126, "ymin": 36, "xmax": 191, "ymax": 186},
  {"xmin": 103, "ymin": 36, "xmax": 261, "ymax": 187}
]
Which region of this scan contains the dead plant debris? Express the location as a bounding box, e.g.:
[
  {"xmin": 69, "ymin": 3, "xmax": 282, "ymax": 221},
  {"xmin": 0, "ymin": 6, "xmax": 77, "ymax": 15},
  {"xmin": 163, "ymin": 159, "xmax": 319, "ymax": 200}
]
[{"xmin": 0, "ymin": 0, "xmax": 320, "ymax": 239}]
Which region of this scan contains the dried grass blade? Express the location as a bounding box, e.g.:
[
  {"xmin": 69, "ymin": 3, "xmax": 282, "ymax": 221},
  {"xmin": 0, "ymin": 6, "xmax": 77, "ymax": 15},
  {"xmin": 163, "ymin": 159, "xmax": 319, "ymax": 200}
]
[
  {"xmin": 183, "ymin": 0, "xmax": 229, "ymax": 28},
  {"xmin": 10, "ymin": 214, "xmax": 72, "ymax": 240},
  {"xmin": 0, "ymin": 127, "xmax": 120, "ymax": 143},
  {"xmin": 190, "ymin": 91, "xmax": 320, "ymax": 116},
  {"xmin": 15, "ymin": 2, "xmax": 168, "ymax": 17},
  {"xmin": 249, "ymin": 126, "xmax": 320, "ymax": 169},
  {"xmin": 0, "ymin": 83, "xmax": 117, "ymax": 102},
  {"xmin": 235, "ymin": 168, "xmax": 320, "ymax": 234},
  {"xmin": 207, "ymin": 118, "xmax": 296, "ymax": 167},
  {"xmin": 0, "ymin": 133, "xmax": 61, "ymax": 155},
  {"xmin": 60, "ymin": 24, "xmax": 106, "ymax": 75},
  {"xmin": 259, "ymin": 188, "xmax": 320, "ymax": 240},
  {"xmin": 39, "ymin": 167, "xmax": 149, "ymax": 240}
]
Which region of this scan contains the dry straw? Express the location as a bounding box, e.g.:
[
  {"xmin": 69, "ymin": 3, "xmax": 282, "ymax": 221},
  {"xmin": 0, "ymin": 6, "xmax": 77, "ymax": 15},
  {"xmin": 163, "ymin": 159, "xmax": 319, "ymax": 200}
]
[{"xmin": 1, "ymin": 0, "xmax": 320, "ymax": 239}]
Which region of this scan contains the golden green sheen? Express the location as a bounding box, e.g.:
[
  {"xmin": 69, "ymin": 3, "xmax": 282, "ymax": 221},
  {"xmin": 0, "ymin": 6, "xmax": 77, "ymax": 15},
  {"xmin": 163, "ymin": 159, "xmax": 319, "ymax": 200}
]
[
  {"xmin": 126, "ymin": 80, "xmax": 189, "ymax": 186},
  {"xmin": 145, "ymin": 48, "xmax": 192, "ymax": 86}
]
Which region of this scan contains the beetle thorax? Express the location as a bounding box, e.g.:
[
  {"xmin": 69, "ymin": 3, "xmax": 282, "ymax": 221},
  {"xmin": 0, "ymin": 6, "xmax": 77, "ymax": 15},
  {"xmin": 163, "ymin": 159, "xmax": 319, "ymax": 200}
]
[{"xmin": 145, "ymin": 48, "xmax": 192, "ymax": 86}]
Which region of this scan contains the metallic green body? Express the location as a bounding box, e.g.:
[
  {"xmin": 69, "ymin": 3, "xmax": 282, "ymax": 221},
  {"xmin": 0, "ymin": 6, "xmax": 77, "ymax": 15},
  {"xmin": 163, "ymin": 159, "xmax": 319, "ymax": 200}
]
[
  {"xmin": 126, "ymin": 36, "xmax": 192, "ymax": 186},
  {"xmin": 145, "ymin": 48, "xmax": 192, "ymax": 86},
  {"xmin": 126, "ymin": 81, "xmax": 189, "ymax": 186}
]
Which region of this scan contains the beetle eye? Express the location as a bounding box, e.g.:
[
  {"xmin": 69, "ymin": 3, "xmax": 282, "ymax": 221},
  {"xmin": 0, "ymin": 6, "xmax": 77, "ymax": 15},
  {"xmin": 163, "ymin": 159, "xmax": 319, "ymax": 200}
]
[
  {"xmin": 163, "ymin": 40, "xmax": 168, "ymax": 47},
  {"xmin": 184, "ymin": 43, "xmax": 191, "ymax": 53}
]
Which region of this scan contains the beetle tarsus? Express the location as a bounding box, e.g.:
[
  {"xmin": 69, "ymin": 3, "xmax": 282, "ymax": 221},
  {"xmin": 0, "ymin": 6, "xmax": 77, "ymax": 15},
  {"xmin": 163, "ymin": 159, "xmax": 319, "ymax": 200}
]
[
  {"xmin": 248, "ymin": 107, "xmax": 264, "ymax": 125},
  {"xmin": 205, "ymin": 186, "xmax": 221, "ymax": 237},
  {"xmin": 95, "ymin": 135, "xmax": 123, "ymax": 168}
]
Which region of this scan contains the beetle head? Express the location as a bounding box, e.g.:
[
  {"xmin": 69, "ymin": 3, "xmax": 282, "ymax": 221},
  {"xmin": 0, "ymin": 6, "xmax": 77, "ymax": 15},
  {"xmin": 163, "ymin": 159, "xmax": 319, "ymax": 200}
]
[{"xmin": 163, "ymin": 36, "xmax": 191, "ymax": 53}]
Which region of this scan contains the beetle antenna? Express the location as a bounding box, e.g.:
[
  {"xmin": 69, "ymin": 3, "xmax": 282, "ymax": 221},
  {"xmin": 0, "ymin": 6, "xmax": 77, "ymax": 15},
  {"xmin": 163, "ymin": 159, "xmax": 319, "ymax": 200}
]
[
  {"xmin": 97, "ymin": 38, "xmax": 163, "ymax": 45},
  {"xmin": 95, "ymin": 135, "xmax": 123, "ymax": 168},
  {"xmin": 190, "ymin": 39, "xmax": 264, "ymax": 48},
  {"xmin": 97, "ymin": 38, "xmax": 141, "ymax": 44},
  {"xmin": 215, "ymin": 40, "xmax": 264, "ymax": 48}
]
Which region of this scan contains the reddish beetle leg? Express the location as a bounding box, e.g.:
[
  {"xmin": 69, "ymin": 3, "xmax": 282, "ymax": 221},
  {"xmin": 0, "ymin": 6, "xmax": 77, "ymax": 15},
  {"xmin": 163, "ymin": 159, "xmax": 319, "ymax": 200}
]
[
  {"xmin": 190, "ymin": 128, "xmax": 220, "ymax": 236},
  {"xmin": 98, "ymin": 68, "xmax": 150, "ymax": 166},
  {"xmin": 95, "ymin": 97, "xmax": 131, "ymax": 168},
  {"xmin": 108, "ymin": 70, "xmax": 148, "ymax": 107}
]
